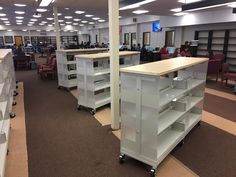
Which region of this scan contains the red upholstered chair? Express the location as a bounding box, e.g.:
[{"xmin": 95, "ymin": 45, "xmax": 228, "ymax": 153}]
[
  {"xmin": 161, "ymin": 54, "xmax": 171, "ymax": 60},
  {"xmin": 37, "ymin": 56, "xmax": 55, "ymax": 74},
  {"xmin": 207, "ymin": 54, "xmax": 225, "ymax": 82},
  {"xmin": 38, "ymin": 58, "xmax": 57, "ymax": 79},
  {"xmin": 221, "ymin": 63, "xmax": 236, "ymax": 85}
]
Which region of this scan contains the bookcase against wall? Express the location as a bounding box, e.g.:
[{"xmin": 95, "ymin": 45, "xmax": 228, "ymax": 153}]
[
  {"xmin": 195, "ymin": 29, "xmax": 236, "ymax": 72},
  {"xmin": 0, "ymin": 49, "xmax": 17, "ymax": 177},
  {"xmin": 76, "ymin": 51, "xmax": 140, "ymax": 114},
  {"xmin": 56, "ymin": 48, "xmax": 108, "ymax": 91},
  {"xmin": 119, "ymin": 57, "xmax": 208, "ymax": 177}
]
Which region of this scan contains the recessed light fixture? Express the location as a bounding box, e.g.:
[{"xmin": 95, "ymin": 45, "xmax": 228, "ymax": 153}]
[
  {"xmin": 64, "ymin": 16, "xmax": 73, "ymax": 19},
  {"xmin": 73, "ymin": 19, "xmax": 81, "ymax": 21},
  {"xmin": 53, "ymin": 13, "xmax": 62, "ymax": 16},
  {"xmin": 40, "ymin": 0, "xmax": 54, "ymax": 7},
  {"xmin": 29, "ymin": 21, "xmax": 35, "ymax": 24},
  {"xmin": 92, "ymin": 17, "xmax": 100, "ymax": 20},
  {"xmin": 120, "ymin": 0, "xmax": 155, "ymax": 10},
  {"xmin": 5, "ymin": 24, "xmax": 11, "ymax": 26},
  {"xmin": 0, "ymin": 13, "xmax": 6, "ymax": 17},
  {"xmin": 16, "ymin": 16, "xmax": 24, "ymax": 19},
  {"xmin": 39, "ymin": 23, "xmax": 45, "ymax": 25},
  {"xmin": 33, "ymin": 14, "xmax": 42, "ymax": 18},
  {"xmin": 14, "ymin": 4, "xmax": 27, "ymax": 7},
  {"xmin": 119, "ymin": 16, "xmax": 122, "ymax": 19},
  {"xmin": 47, "ymin": 18, "xmax": 54, "ymax": 20},
  {"xmin": 79, "ymin": 24, "xmax": 84, "ymax": 26},
  {"xmin": 15, "ymin": 11, "xmax": 25, "ymax": 14},
  {"xmin": 170, "ymin": 8, "xmax": 182, "ymax": 12},
  {"xmin": 228, "ymin": 3, "xmax": 236, "ymax": 8},
  {"xmin": 7, "ymin": 29, "xmax": 12, "ymax": 32},
  {"xmin": 16, "ymin": 20, "xmax": 23, "ymax": 23},
  {"xmin": 4, "ymin": 21, "xmax": 10, "ymax": 23},
  {"xmin": 58, "ymin": 20, "xmax": 64, "ymax": 22},
  {"xmin": 73, "ymin": 23, "xmax": 78, "ymax": 25},
  {"xmin": 1, "ymin": 18, "xmax": 8, "ymax": 20},
  {"xmin": 66, "ymin": 21, "xmax": 72, "ymax": 24},
  {"xmin": 81, "ymin": 20, "xmax": 88, "ymax": 23},
  {"xmin": 36, "ymin": 29, "xmax": 41, "ymax": 32},
  {"xmin": 178, "ymin": 0, "xmax": 202, "ymax": 3},
  {"xmin": 0, "ymin": 7, "xmax": 3, "ymax": 10},
  {"xmin": 27, "ymin": 24, "xmax": 33, "ymax": 26},
  {"xmin": 132, "ymin": 10, "xmax": 149, "ymax": 14},
  {"xmin": 60, "ymin": 23, "xmax": 65, "ymax": 26},
  {"xmin": 22, "ymin": 29, "xmax": 27, "ymax": 31},
  {"xmin": 173, "ymin": 12, "xmax": 189, "ymax": 16},
  {"xmin": 89, "ymin": 22, "xmax": 95, "ymax": 24},
  {"xmin": 37, "ymin": 8, "xmax": 47, "ymax": 12},
  {"xmin": 65, "ymin": 8, "xmax": 69, "ymax": 10},
  {"xmin": 48, "ymin": 24, "xmax": 53, "ymax": 26},
  {"xmin": 46, "ymin": 29, "xmax": 51, "ymax": 32},
  {"xmin": 85, "ymin": 14, "xmax": 94, "ymax": 17},
  {"xmin": 30, "ymin": 19, "xmax": 38, "ymax": 21},
  {"xmin": 75, "ymin": 10, "xmax": 85, "ymax": 14},
  {"xmin": 41, "ymin": 21, "xmax": 47, "ymax": 23},
  {"xmin": 98, "ymin": 19, "xmax": 105, "ymax": 22},
  {"xmin": 17, "ymin": 23, "xmax": 23, "ymax": 25}
]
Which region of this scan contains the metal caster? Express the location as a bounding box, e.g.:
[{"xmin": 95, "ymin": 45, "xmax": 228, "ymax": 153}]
[
  {"xmin": 77, "ymin": 105, "xmax": 82, "ymax": 111},
  {"xmin": 7, "ymin": 149, "xmax": 9, "ymax": 156},
  {"xmin": 197, "ymin": 121, "xmax": 201, "ymax": 127},
  {"xmin": 16, "ymin": 85, "xmax": 18, "ymax": 89},
  {"xmin": 90, "ymin": 109, "xmax": 96, "ymax": 115},
  {"xmin": 16, "ymin": 81, "xmax": 19, "ymax": 84},
  {"xmin": 10, "ymin": 112, "xmax": 16, "ymax": 119},
  {"xmin": 66, "ymin": 88, "xmax": 71, "ymax": 92},
  {"xmin": 57, "ymin": 86, "xmax": 61, "ymax": 90},
  {"xmin": 14, "ymin": 91, "xmax": 18, "ymax": 97},
  {"xmin": 179, "ymin": 139, "xmax": 185, "ymax": 146},
  {"xmin": 12, "ymin": 101, "xmax": 17, "ymax": 106},
  {"xmin": 119, "ymin": 154, "xmax": 126, "ymax": 164},
  {"xmin": 149, "ymin": 168, "xmax": 156, "ymax": 177}
]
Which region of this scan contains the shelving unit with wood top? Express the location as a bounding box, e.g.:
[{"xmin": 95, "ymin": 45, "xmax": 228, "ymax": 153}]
[
  {"xmin": 56, "ymin": 48, "xmax": 108, "ymax": 90},
  {"xmin": 75, "ymin": 51, "xmax": 140, "ymax": 114},
  {"xmin": 0, "ymin": 49, "xmax": 17, "ymax": 177},
  {"xmin": 119, "ymin": 57, "xmax": 208, "ymax": 176}
]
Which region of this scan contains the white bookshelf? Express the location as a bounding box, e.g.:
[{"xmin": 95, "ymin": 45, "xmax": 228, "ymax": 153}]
[
  {"xmin": 0, "ymin": 49, "xmax": 17, "ymax": 177},
  {"xmin": 119, "ymin": 57, "xmax": 208, "ymax": 177},
  {"xmin": 56, "ymin": 48, "xmax": 108, "ymax": 91},
  {"xmin": 76, "ymin": 51, "xmax": 140, "ymax": 114}
]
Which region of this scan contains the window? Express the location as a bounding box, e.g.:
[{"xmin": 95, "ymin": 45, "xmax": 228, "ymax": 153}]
[
  {"xmin": 165, "ymin": 31, "xmax": 175, "ymax": 46},
  {"xmin": 124, "ymin": 33, "xmax": 129, "ymax": 45},
  {"xmin": 143, "ymin": 32, "xmax": 151, "ymax": 46}
]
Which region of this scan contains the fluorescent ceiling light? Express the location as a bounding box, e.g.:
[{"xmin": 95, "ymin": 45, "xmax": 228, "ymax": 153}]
[
  {"xmin": 132, "ymin": 10, "xmax": 149, "ymax": 14},
  {"xmin": 33, "ymin": 14, "xmax": 42, "ymax": 18},
  {"xmin": 0, "ymin": 7, "xmax": 3, "ymax": 10},
  {"xmin": 0, "ymin": 13, "xmax": 6, "ymax": 17},
  {"xmin": 5, "ymin": 24, "xmax": 11, "ymax": 26},
  {"xmin": 1, "ymin": 18, "xmax": 8, "ymax": 20},
  {"xmin": 7, "ymin": 29, "xmax": 12, "ymax": 32},
  {"xmin": 16, "ymin": 16, "xmax": 24, "ymax": 19},
  {"xmin": 14, "ymin": 4, "xmax": 27, "ymax": 7},
  {"xmin": 81, "ymin": 20, "xmax": 88, "ymax": 23},
  {"xmin": 47, "ymin": 18, "xmax": 54, "ymax": 20},
  {"xmin": 58, "ymin": 20, "xmax": 64, "ymax": 22},
  {"xmin": 79, "ymin": 24, "xmax": 84, "ymax": 26},
  {"xmin": 46, "ymin": 29, "xmax": 51, "ymax": 32},
  {"xmin": 15, "ymin": 11, "xmax": 25, "ymax": 14},
  {"xmin": 228, "ymin": 2, "xmax": 236, "ymax": 7},
  {"xmin": 98, "ymin": 19, "xmax": 105, "ymax": 22},
  {"xmin": 60, "ymin": 23, "xmax": 65, "ymax": 26},
  {"xmin": 40, "ymin": 0, "xmax": 54, "ymax": 7},
  {"xmin": 3, "ymin": 21, "xmax": 10, "ymax": 23},
  {"xmin": 48, "ymin": 24, "xmax": 53, "ymax": 26},
  {"xmin": 120, "ymin": 0, "xmax": 156, "ymax": 10},
  {"xmin": 174, "ymin": 12, "xmax": 189, "ymax": 16},
  {"xmin": 170, "ymin": 8, "xmax": 182, "ymax": 12},
  {"xmin": 92, "ymin": 17, "xmax": 100, "ymax": 20},
  {"xmin": 184, "ymin": 2, "xmax": 236, "ymax": 11},
  {"xmin": 119, "ymin": 16, "xmax": 122, "ymax": 18},
  {"xmin": 27, "ymin": 24, "xmax": 33, "ymax": 26},
  {"xmin": 89, "ymin": 22, "xmax": 95, "ymax": 24},
  {"xmin": 16, "ymin": 20, "xmax": 23, "ymax": 22},
  {"xmin": 29, "ymin": 22, "xmax": 35, "ymax": 24},
  {"xmin": 53, "ymin": 13, "xmax": 62, "ymax": 16},
  {"xmin": 36, "ymin": 30, "xmax": 41, "ymax": 32},
  {"xmin": 65, "ymin": 8, "xmax": 69, "ymax": 10},
  {"xmin": 73, "ymin": 23, "xmax": 78, "ymax": 25},
  {"xmin": 178, "ymin": 0, "xmax": 202, "ymax": 3},
  {"xmin": 22, "ymin": 29, "xmax": 27, "ymax": 31},
  {"xmin": 41, "ymin": 21, "xmax": 47, "ymax": 23},
  {"xmin": 74, "ymin": 19, "xmax": 81, "ymax": 21},
  {"xmin": 37, "ymin": 8, "xmax": 47, "ymax": 12},
  {"xmin": 66, "ymin": 21, "xmax": 72, "ymax": 24},
  {"xmin": 39, "ymin": 23, "xmax": 45, "ymax": 25},
  {"xmin": 17, "ymin": 23, "xmax": 23, "ymax": 25},
  {"xmin": 30, "ymin": 19, "xmax": 38, "ymax": 21},
  {"xmin": 75, "ymin": 10, "xmax": 85, "ymax": 14},
  {"xmin": 85, "ymin": 14, "xmax": 94, "ymax": 17},
  {"xmin": 64, "ymin": 16, "xmax": 73, "ymax": 19}
]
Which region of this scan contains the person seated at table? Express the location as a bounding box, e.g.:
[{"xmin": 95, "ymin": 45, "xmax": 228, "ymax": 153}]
[
  {"xmin": 16, "ymin": 44, "xmax": 25, "ymax": 56},
  {"xmin": 131, "ymin": 44, "xmax": 136, "ymax": 51},
  {"xmin": 160, "ymin": 45, "xmax": 168, "ymax": 55},
  {"xmin": 173, "ymin": 48, "xmax": 181, "ymax": 58},
  {"xmin": 180, "ymin": 47, "xmax": 191, "ymax": 57}
]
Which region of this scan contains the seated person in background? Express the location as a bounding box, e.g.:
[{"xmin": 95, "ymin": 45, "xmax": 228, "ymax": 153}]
[
  {"xmin": 180, "ymin": 47, "xmax": 191, "ymax": 57},
  {"xmin": 131, "ymin": 44, "xmax": 136, "ymax": 51},
  {"xmin": 16, "ymin": 45, "xmax": 25, "ymax": 56},
  {"xmin": 136, "ymin": 43, "xmax": 141, "ymax": 51},
  {"xmin": 160, "ymin": 45, "xmax": 168, "ymax": 55},
  {"xmin": 173, "ymin": 48, "xmax": 181, "ymax": 58}
]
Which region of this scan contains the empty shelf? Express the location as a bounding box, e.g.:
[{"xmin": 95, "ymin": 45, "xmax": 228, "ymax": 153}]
[
  {"xmin": 0, "ymin": 101, "xmax": 7, "ymax": 119},
  {"xmin": 94, "ymin": 82, "xmax": 110, "ymax": 91},
  {"xmin": 95, "ymin": 93, "xmax": 110, "ymax": 108},
  {"xmin": 94, "ymin": 68, "xmax": 110, "ymax": 76}
]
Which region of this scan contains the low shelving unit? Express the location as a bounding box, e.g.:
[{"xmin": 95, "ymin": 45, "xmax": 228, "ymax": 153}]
[
  {"xmin": 56, "ymin": 48, "xmax": 108, "ymax": 91},
  {"xmin": 119, "ymin": 57, "xmax": 208, "ymax": 177},
  {"xmin": 76, "ymin": 51, "xmax": 140, "ymax": 114},
  {"xmin": 0, "ymin": 49, "xmax": 17, "ymax": 177}
]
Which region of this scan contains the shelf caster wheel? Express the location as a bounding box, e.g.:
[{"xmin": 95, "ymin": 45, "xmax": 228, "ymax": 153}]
[
  {"xmin": 149, "ymin": 168, "xmax": 156, "ymax": 177},
  {"xmin": 16, "ymin": 85, "xmax": 18, "ymax": 89},
  {"xmin": 10, "ymin": 112, "xmax": 16, "ymax": 119},
  {"xmin": 77, "ymin": 105, "xmax": 82, "ymax": 111},
  {"xmin": 197, "ymin": 121, "xmax": 201, "ymax": 127},
  {"xmin": 180, "ymin": 139, "xmax": 185, "ymax": 146},
  {"xmin": 66, "ymin": 88, "xmax": 71, "ymax": 92},
  {"xmin": 14, "ymin": 91, "xmax": 18, "ymax": 97},
  {"xmin": 57, "ymin": 86, "xmax": 61, "ymax": 90},
  {"xmin": 90, "ymin": 109, "xmax": 96, "ymax": 115},
  {"xmin": 7, "ymin": 149, "xmax": 9, "ymax": 156},
  {"xmin": 12, "ymin": 101, "xmax": 17, "ymax": 106},
  {"xmin": 119, "ymin": 154, "xmax": 126, "ymax": 164},
  {"xmin": 16, "ymin": 81, "xmax": 19, "ymax": 84}
]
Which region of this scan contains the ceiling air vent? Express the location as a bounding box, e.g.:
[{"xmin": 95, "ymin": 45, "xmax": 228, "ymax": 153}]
[{"xmin": 133, "ymin": 18, "xmax": 137, "ymax": 23}]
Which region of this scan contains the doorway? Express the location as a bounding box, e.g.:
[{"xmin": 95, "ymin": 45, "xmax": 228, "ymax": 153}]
[
  {"xmin": 131, "ymin": 33, "xmax": 137, "ymax": 48},
  {"xmin": 14, "ymin": 36, "xmax": 23, "ymax": 46}
]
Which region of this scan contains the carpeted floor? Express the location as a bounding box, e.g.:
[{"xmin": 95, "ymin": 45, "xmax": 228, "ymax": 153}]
[
  {"xmin": 16, "ymin": 70, "xmax": 236, "ymax": 177},
  {"xmin": 16, "ymin": 70, "xmax": 149, "ymax": 177}
]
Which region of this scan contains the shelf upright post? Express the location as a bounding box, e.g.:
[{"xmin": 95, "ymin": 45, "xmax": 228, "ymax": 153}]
[
  {"xmin": 53, "ymin": 5, "xmax": 61, "ymax": 50},
  {"xmin": 108, "ymin": 0, "xmax": 120, "ymax": 130}
]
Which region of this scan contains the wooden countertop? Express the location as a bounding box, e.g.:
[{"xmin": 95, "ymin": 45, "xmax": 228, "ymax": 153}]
[
  {"xmin": 56, "ymin": 48, "xmax": 108, "ymax": 53},
  {"xmin": 120, "ymin": 57, "xmax": 209, "ymax": 76},
  {"xmin": 75, "ymin": 51, "xmax": 140, "ymax": 59},
  {"xmin": 0, "ymin": 49, "xmax": 12, "ymax": 63}
]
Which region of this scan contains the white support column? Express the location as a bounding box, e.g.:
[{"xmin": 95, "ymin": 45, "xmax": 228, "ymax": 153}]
[
  {"xmin": 109, "ymin": 0, "xmax": 120, "ymax": 130},
  {"xmin": 53, "ymin": 6, "xmax": 61, "ymax": 50}
]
